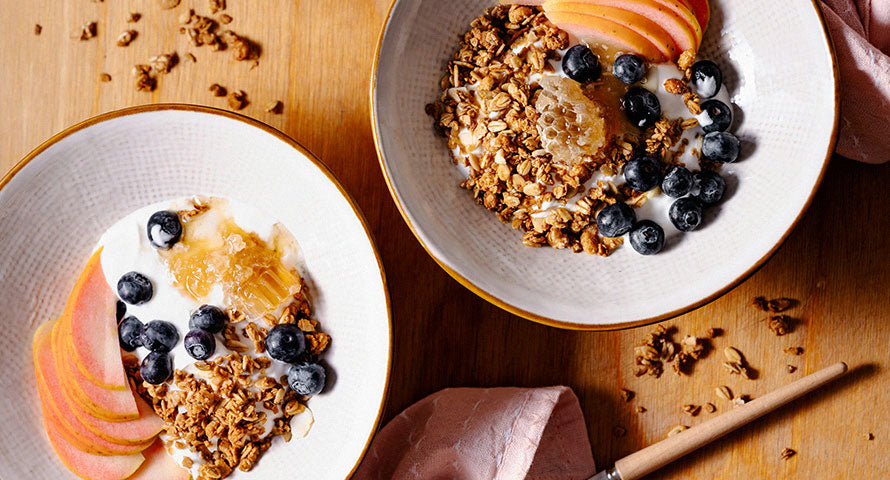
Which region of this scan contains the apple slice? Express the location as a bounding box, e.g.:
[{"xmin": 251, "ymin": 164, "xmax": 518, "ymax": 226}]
[
  {"xmin": 543, "ymin": 9, "xmax": 667, "ymax": 61},
  {"xmin": 52, "ymin": 318, "xmax": 139, "ymax": 422},
  {"xmin": 553, "ymin": 0, "xmax": 700, "ymax": 52},
  {"xmin": 676, "ymin": 0, "xmax": 708, "ymax": 30},
  {"xmin": 127, "ymin": 440, "xmax": 191, "ymax": 480},
  {"xmin": 63, "ymin": 249, "xmax": 129, "ymax": 391},
  {"xmin": 34, "ymin": 321, "xmax": 154, "ymax": 455},
  {"xmin": 500, "ymin": 0, "xmax": 545, "ymax": 4},
  {"xmin": 70, "ymin": 389, "xmax": 163, "ymax": 448},
  {"xmin": 546, "ymin": 1, "xmax": 679, "ymax": 59},
  {"xmin": 41, "ymin": 407, "xmax": 144, "ymax": 480}
]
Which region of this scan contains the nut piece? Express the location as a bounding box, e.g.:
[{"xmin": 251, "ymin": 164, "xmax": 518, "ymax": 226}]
[
  {"xmin": 264, "ymin": 100, "xmax": 283, "ymax": 114},
  {"xmin": 768, "ymin": 315, "xmax": 791, "ymax": 335},
  {"xmin": 159, "ymin": 0, "xmax": 181, "ymax": 9},
  {"xmin": 667, "ymin": 425, "xmax": 688, "ymax": 437},
  {"xmin": 780, "ymin": 448, "xmax": 796, "ymax": 460},
  {"xmin": 117, "ymin": 30, "xmax": 137, "ymax": 47},
  {"xmin": 228, "ymin": 90, "xmax": 248, "ymax": 110},
  {"xmin": 715, "ymin": 385, "xmax": 733, "ymax": 401},
  {"xmin": 209, "ymin": 83, "xmax": 227, "ymax": 97}
]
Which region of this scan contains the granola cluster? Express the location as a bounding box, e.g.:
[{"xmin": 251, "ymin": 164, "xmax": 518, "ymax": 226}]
[
  {"xmin": 632, "ymin": 324, "xmax": 708, "ymax": 378},
  {"xmin": 428, "ymin": 6, "xmax": 705, "ymax": 255},
  {"xmin": 126, "ymin": 285, "xmax": 330, "ymax": 480}
]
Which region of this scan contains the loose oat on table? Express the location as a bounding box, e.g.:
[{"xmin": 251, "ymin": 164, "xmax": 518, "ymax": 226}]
[
  {"xmin": 184, "ymin": 52, "xmax": 197, "ymax": 63},
  {"xmin": 228, "ymin": 89, "xmax": 248, "ymax": 110},
  {"xmin": 150, "ymin": 52, "xmax": 178, "ymax": 74},
  {"xmin": 704, "ymin": 402, "xmax": 716, "ymax": 413},
  {"xmin": 117, "ymin": 30, "xmax": 137, "ymax": 47},
  {"xmin": 768, "ymin": 315, "xmax": 792, "ymax": 335},
  {"xmin": 127, "ymin": 12, "xmax": 142, "ymax": 23},
  {"xmin": 160, "ymin": 0, "xmax": 181, "ymax": 9},
  {"xmin": 667, "ymin": 425, "xmax": 688, "ymax": 437},
  {"xmin": 209, "ymin": 83, "xmax": 228, "ymax": 97},
  {"xmin": 209, "ymin": 0, "xmax": 226, "ymax": 13},
  {"xmin": 784, "ymin": 346, "xmax": 804, "ymax": 355},
  {"xmin": 34, "ymin": 24, "xmax": 42, "ymax": 35},
  {"xmin": 72, "ymin": 21, "xmax": 97, "ymax": 41},
  {"xmin": 619, "ymin": 388, "xmax": 634, "ymax": 402},
  {"xmin": 715, "ymin": 385, "xmax": 733, "ymax": 401},
  {"xmin": 682, "ymin": 404, "xmax": 700, "ymax": 416},
  {"xmin": 780, "ymin": 448, "xmax": 796, "ymax": 460},
  {"xmin": 219, "ymin": 14, "xmax": 233, "ymax": 25},
  {"xmin": 722, "ymin": 346, "xmax": 752, "ymax": 379},
  {"xmin": 99, "ymin": 73, "xmax": 112, "ymax": 82}
]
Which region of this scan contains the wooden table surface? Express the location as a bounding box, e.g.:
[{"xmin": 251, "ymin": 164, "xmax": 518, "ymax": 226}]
[{"xmin": 2, "ymin": 1, "xmax": 887, "ymax": 479}]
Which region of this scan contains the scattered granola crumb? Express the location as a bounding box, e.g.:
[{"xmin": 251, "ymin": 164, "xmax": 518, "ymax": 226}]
[
  {"xmin": 228, "ymin": 90, "xmax": 248, "ymax": 110},
  {"xmin": 753, "ymin": 296, "xmax": 798, "ymax": 312},
  {"xmin": 786, "ymin": 365, "xmax": 797, "ymax": 373},
  {"xmin": 619, "ymin": 389, "xmax": 634, "ymax": 402},
  {"xmin": 664, "ymin": 78, "xmax": 688, "ymax": 95},
  {"xmin": 209, "ymin": 83, "xmax": 227, "ymax": 97},
  {"xmin": 715, "ymin": 385, "xmax": 733, "ymax": 401},
  {"xmin": 667, "ymin": 425, "xmax": 688, "ymax": 437},
  {"xmin": 707, "ymin": 328, "xmax": 722, "ymax": 338},
  {"xmin": 99, "ymin": 73, "xmax": 112, "ymax": 82},
  {"xmin": 72, "ymin": 22, "xmax": 97, "ymax": 41},
  {"xmin": 179, "ymin": 9, "xmax": 195, "ymax": 25},
  {"xmin": 227, "ymin": 33, "xmax": 254, "ymax": 61},
  {"xmin": 219, "ymin": 14, "xmax": 233, "ymax": 24},
  {"xmin": 780, "ymin": 448, "xmax": 796, "ymax": 460},
  {"xmin": 677, "ymin": 49, "xmax": 696, "ymax": 72},
  {"xmin": 635, "ymin": 406, "xmax": 646, "ymax": 413},
  {"xmin": 682, "ymin": 404, "xmax": 700, "ymax": 416},
  {"xmin": 160, "ymin": 0, "xmax": 181, "ymax": 9},
  {"xmin": 768, "ymin": 315, "xmax": 792, "ymax": 335},
  {"xmin": 133, "ymin": 65, "xmax": 156, "ymax": 92},
  {"xmin": 209, "ymin": 0, "xmax": 226, "ymax": 13},
  {"xmin": 732, "ymin": 395, "xmax": 749, "ymax": 407},
  {"xmin": 34, "ymin": 24, "xmax": 42, "ymax": 35},
  {"xmin": 264, "ymin": 100, "xmax": 283, "ymax": 114},
  {"xmin": 150, "ymin": 53, "xmax": 178, "ymax": 74},
  {"xmin": 127, "ymin": 12, "xmax": 142, "ymax": 23},
  {"xmin": 704, "ymin": 402, "xmax": 716, "ymax": 413},
  {"xmin": 784, "ymin": 346, "xmax": 804, "ymax": 356},
  {"xmin": 613, "ymin": 426, "xmax": 627, "ymax": 438},
  {"xmin": 722, "ymin": 346, "xmax": 753, "ymax": 379},
  {"xmin": 752, "ymin": 296, "xmax": 769, "ymax": 311},
  {"xmin": 865, "ymin": 433, "xmax": 874, "ymax": 441},
  {"xmin": 184, "ymin": 52, "xmax": 197, "ymax": 63},
  {"xmin": 117, "ymin": 30, "xmax": 137, "ymax": 47}
]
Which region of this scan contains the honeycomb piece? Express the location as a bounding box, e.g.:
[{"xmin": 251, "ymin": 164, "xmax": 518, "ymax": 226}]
[{"xmin": 535, "ymin": 76, "xmax": 610, "ymax": 165}]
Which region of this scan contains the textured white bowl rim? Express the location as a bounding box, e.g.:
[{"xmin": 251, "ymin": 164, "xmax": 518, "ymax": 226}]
[
  {"xmin": 370, "ymin": 0, "xmax": 841, "ymax": 331},
  {"xmin": 1, "ymin": 103, "xmax": 392, "ymax": 478}
]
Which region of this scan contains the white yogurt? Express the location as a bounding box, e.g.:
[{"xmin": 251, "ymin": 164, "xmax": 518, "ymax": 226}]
[{"xmin": 97, "ymin": 196, "xmax": 313, "ymax": 477}]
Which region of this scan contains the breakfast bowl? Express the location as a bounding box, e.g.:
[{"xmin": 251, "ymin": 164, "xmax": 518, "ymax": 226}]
[
  {"xmin": 0, "ymin": 105, "xmax": 391, "ymax": 479},
  {"xmin": 371, "ymin": 0, "xmax": 838, "ymax": 329}
]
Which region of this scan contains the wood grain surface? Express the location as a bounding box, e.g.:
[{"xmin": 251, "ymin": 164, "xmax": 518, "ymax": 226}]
[{"xmin": 2, "ymin": 1, "xmax": 887, "ymax": 479}]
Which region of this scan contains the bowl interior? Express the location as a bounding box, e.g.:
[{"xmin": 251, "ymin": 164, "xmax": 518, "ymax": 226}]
[
  {"xmin": 373, "ymin": 0, "xmax": 837, "ymax": 327},
  {"xmin": 0, "ymin": 107, "xmax": 390, "ymax": 478}
]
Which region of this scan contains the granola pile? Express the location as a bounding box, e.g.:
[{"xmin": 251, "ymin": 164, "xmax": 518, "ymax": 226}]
[{"xmin": 428, "ymin": 5, "xmax": 707, "ymax": 255}]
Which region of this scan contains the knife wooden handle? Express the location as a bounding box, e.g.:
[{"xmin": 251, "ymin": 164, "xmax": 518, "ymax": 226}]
[{"xmin": 613, "ymin": 362, "xmax": 848, "ymax": 480}]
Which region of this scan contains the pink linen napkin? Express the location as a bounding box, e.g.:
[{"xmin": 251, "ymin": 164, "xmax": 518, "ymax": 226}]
[
  {"xmin": 353, "ymin": 386, "xmax": 597, "ymax": 480},
  {"xmin": 818, "ymin": 0, "xmax": 890, "ymax": 163}
]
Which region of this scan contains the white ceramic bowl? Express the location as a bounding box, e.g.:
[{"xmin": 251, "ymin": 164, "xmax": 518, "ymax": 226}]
[
  {"xmin": 372, "ymin": 0, "xmax": 838, "ymax": 329},
  {"xmin": 0, "ymin": 105, "xmax": 391, "ymax": 479}
]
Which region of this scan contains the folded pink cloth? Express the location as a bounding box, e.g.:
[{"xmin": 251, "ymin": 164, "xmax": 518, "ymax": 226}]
[
  {"xmin": 819, "ymin": 0, "xmax": 890, "ymax": 163},
  {"xmin": 353, "ymin": 387, "xmax": 596, "ymax": 480}
]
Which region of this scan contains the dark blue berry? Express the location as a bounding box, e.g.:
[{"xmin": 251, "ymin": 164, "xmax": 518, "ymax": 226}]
[
  {"xmin": 188, "ymin": 305, "xmax": 228, "ymax": 334},
  {"xmin": 612, "ymin": 54, "xmax": 646, "ymax": 84},
  {"xmin": 701, "ymin": 131, "xmax": 740, "ymax": 163},
  {"xmin": 692, "ymin": 170, "xmax": 726, "ymax": 205},
  {"xmin": 700, "ymin": 99, "xmax": 732, "ymax": 133},
  {"xmin": 596, "ymin": 202, "xmax": 636, "ymax": 238},
  {"xmin": 184, "ymin": 329, "xmax": 215, "ymax": 360},
  {"xmin": 140, "ymin": 352, "xmax": 172, "ymax": 385},
  {"xmin": 562, "ymin": 45, "xmax": 601, "ymax": 83},
  {"xmin": 669, "ymin": 198, "xmax": 704, "ymax": 232},
  {"xmin": 690, "ymin": 60, "xmax": 723, "ymax": 99},
  {"xmin": 662, "ymin": 166, "xmax": 694, "ymax": 198},
  {"xmin": 629, "ymin": 220, "xmax": 665, "ymax": 255},
  {"xmin": 116, "ymin": 301, "xmax": 127, "ymax": 323},
  {"xmin": 118, "ymin": 316, "xmax": 144, "ymax": 352},
  {"xmin": 266, "ymin": 324, "xmax": 306, "ymax": 363},
  {"xmin": 141, "ymin": 320, "xmax": 180, "ymax": 353},
  {"xmin": 117, "ymin": 272, "xmax": 153, "ymax": 305},
  {"xmin": 622, "ymin": 86, "xmax": 661, "ymax": 129},
  {"xmin": 147, "ymin": 211, "xmax": 182, "ymax": 249},
  {"xmin": 624, "ymin": 156, "xmax": 662, "ymax": 192},
  {"xmin": 287, "ymin": 362, "xmax": 326, "ymax": 396}
]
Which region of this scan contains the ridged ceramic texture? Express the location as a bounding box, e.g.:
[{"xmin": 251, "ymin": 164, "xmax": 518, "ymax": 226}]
[
  {"xmin": 373, "ymin": 0, "xmax": 837, "ymax": 327},
  {"xmin": 0, "ymin": 108, "xmax": 390, "ymax": 479}
]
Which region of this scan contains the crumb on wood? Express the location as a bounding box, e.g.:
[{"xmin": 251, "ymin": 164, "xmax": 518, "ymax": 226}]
[
  {"xmin": 780, "ymin": 448, "xmax": 796, "ymax": 460},
  {"xmin": 264, "ymin": 100, "xmax": 283, "ymax": 114},
  {"xmin": 117, "ymin": 30, "xmax": 137, "ymax": 47},
  {"xmin": 34, "ymin": 24, "xmax": 42, "ymax": 35},
  {"xmin": 99, "ymin": 73, "xmax": 112, "ymax": 82},
  {"xmin": 209, "ymin": 83, "xmax": 227, "ymax": 97},
  {"xmin": 228, "ymin": 90, "xmax": 248, "ymax": 110},
  {"xmin": 619, "ymin": 389, "xmax": 634, "ymax": 402},
  {"xmin": 127, "ymin": 12, "xmax": 141, "ymax": 23}
]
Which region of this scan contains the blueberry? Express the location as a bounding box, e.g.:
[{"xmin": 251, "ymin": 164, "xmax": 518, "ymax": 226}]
[
  {"xmin": 140, "ymin": 352, "xmax": 172, "ymax": 385},
  {"xmin": 692, "ymin": 170, "xmax": 726, "ymax": 205},
  {"xmin": 188, "ymin": 305, "xmax": 228, "ymax": 334},
  {"xmin": 287, "ymin": 362, "xmax": 326, "ymax": 396},
  {"xmin": 117, "ymin": 272, "xmax": 153, "ymax": 305},
  {"xmin": 629, "ymin": 220, "xmax": 665, "ymax": 255},
  {"xmin": 141, "ymin": 320, "xmax": 180, "ymax": 353},
  {"xmin": 701, "ymin": 131, "xmax": 740, "ymax": 163},
  {"xmin": 624, "ymin": 156, "xmax": 662, "ymax": 192},
  {"xmin": 669, "ymin": 197, "xmax": 704, "ymax": 232},
  {"xmin": 622, "ymin": 86, "xmax": 661, "ymax": 129},
  {"xmin": 562, "ymin": 45, "xmax": 601, "ymax": 83},
  {"xmin": 690, "ymin": 60, "xmax": 723, "ymax": 99},
  {"xmin": 596, "ymin": 202, "xmax": 636, "ymax": 238},
  {"xmin": 147, "ymin": 211, "xmax": 182, "ymax": 249},
  {"xmin": 662, "ymin": 166, "xmax": 694, "ymax": 198},
  {"xmin": 612, "ymin": 54, "xmax": 646, "ymax": 84},
  {"xmin": 118, "ymin": 316, "xmax": 144, "ymax": 352},
  {"xmin": 184, "ymin": 329, "xmax": 215, "ymax": 360},
  {"xmin": 266, "ymin": 324, "xmax": 306, "ymax": 363},
  {"xmin": 116, "ymin": 301, "xmax": 127, "ymax": 323},
  {"xmin": 699, "ymin": 99, "xmax": 732, "ymax": 133}
]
